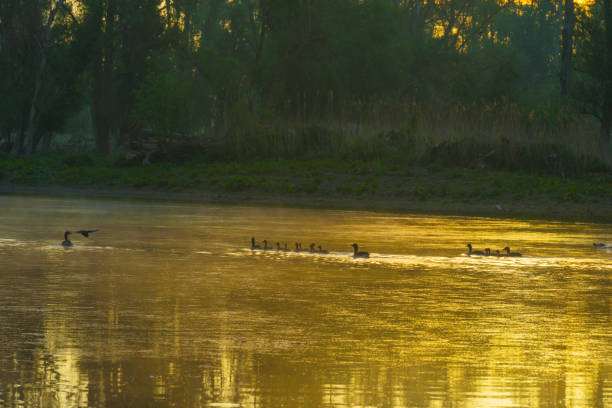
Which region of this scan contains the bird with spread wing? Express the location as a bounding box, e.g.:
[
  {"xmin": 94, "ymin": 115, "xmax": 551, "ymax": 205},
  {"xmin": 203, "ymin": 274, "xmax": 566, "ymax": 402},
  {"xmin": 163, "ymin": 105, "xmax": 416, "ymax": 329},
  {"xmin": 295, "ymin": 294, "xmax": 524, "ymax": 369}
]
[{"xmin": 61, "ymin": 229, "xmax": 99, "ymax": 247}]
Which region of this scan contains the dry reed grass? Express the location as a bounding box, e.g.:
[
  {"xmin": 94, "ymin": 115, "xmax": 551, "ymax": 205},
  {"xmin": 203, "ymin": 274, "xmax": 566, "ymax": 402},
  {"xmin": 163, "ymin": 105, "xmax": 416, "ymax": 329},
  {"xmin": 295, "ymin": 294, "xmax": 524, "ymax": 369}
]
[{"xmin": 213, "ymin": 100, "xmax": 609, "ymax": 176}]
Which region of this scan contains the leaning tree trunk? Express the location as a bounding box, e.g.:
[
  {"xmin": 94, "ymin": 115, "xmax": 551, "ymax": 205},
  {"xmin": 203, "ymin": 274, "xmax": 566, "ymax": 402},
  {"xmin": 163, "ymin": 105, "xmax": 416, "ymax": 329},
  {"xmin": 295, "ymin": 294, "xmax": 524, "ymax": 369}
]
[
  {"xmin": 12, "ymin": 104, "xmax": 30, "ymax": 154},
  {"xmin": 22, "ymin": 49, "xmax": 48, "ymax": 155},
  {"xmin": 14, "ymin": 0, "xmax": 67, "ymax": 155}
]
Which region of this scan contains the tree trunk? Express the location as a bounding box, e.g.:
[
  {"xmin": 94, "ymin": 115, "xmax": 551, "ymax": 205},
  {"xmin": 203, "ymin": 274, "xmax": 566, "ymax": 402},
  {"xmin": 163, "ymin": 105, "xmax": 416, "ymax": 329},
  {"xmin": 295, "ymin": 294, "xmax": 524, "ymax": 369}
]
[
  {"xmin": 31, "ymin": 131, "xmax": 43, "ymax": 153},
  {"xmin": 249, "ymin": 15, "xmax": 267, "ymax": 113},
  {"xmin": 203, "ymin": 0, "xmax": 221, "ymax": 41},
  {"xmin": 23, "ymin": 48, "xmax": 48, "ymax": 155},
  {"xmin": 92, "ymin": 73, "xmax": 113, "ymax": 155},
  {"xmin": 561, "ymin": 0, "xmax": 574, "ymax": 97},
  {"xmin": 16, "ymin": 0, "xmax": 66, "ymax": 155},
  {"xmin": 12, "ymin": 103, "xmax": 30, "ymax": 154},
  {"xmin": 599, "ymin": 119, "xmax": 610, "ymax": 159},
  {"xmin": 601, "ymin": 0, "xmax": 612, "ymax": 151},
  {"xmin": 41, "ymin": 132, "xmax": 53, "ymax": 151},
  {"xmin": 90, "ymin": 0, "xmax": 116, "ymax": 155},
  {"xmin": 94, "ymin": 120, "xmax": 111, "ymax": 154},
  {"xmin": 601, "ymin": 97, "xmax": 611, "ymax": 145}
]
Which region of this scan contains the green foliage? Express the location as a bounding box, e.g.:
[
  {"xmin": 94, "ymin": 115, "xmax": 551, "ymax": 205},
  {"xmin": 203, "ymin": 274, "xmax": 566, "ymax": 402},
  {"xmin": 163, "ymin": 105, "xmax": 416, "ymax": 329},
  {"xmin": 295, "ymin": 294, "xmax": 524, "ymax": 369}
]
[
  {"xmin": 421, "ymin": 136, "xmax": 608, "ymax": 177},
  {"xmin": 1, "ymin": 0, "xmax": 611, "ymax": 170},
  {"xmin": 573, "ymin": 0, "xmax": 612, "ymax": 140},
  {"xmin": 63, "ymin": 153, "xmax": 95, "ymax": 168},
  {"xmin": 134, "ymin": 71, "xmax": 196, "ymax": 134}
]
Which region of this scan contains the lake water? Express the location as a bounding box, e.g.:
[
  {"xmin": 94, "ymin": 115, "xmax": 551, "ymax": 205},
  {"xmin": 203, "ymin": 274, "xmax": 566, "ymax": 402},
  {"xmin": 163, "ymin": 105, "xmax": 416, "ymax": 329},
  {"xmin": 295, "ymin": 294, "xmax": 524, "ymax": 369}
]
[{"xmin": 0, "ymin": 195, "xmax": 611, "ymax": 408}]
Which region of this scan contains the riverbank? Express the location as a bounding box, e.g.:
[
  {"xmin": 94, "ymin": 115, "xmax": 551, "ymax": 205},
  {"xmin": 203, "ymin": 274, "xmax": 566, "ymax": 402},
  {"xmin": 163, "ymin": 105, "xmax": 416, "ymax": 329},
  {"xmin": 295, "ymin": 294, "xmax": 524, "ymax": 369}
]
[
  {"xmin": 2, "ymin": 181, "xmax": 612, "ymax": 223},
  {"xmin": 1, "ymin": 154, "xmax": 611, "ymax": 223}
]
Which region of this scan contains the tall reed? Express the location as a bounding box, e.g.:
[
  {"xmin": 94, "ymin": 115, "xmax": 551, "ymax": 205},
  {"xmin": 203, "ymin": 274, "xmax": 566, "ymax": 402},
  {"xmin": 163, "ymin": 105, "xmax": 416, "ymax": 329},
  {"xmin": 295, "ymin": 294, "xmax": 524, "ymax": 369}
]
[{"xmin": 211, "ymin": 100, "xmax": 609, "ymax": 176}]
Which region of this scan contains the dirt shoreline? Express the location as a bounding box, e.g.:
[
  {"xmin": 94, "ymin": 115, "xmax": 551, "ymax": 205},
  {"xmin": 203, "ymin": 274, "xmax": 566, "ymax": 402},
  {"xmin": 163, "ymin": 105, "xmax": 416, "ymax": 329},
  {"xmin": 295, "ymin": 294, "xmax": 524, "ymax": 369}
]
[{"xmin": 2, "ymin": 182, "xmax": 611, "ymax": 223}]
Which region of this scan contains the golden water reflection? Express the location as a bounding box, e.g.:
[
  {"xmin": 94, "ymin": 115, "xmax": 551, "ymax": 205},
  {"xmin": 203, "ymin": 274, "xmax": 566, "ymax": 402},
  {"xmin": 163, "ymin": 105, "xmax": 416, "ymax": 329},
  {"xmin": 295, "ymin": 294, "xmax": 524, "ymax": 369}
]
[{"xmin": 0, "ymin": 196, "xmax": 611, "ymax": 407}]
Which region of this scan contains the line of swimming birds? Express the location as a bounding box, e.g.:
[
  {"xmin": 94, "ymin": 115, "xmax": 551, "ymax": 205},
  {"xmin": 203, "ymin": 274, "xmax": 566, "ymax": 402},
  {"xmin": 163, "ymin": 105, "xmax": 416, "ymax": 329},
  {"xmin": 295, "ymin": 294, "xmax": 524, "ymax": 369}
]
[
  {"xmin": 251, "ymin": 237, "xmax": 370, "ymax": 258},
  {"xmin": 59, "ymin": 230, "xmax": 608, "ymax": 255},
  {"xmin": 470, "ymin": 242, "xmax": 612, "ymax": 255},
  {"xmin": 467, "ymin": 243, "xmax": 522, "ymax": 257}
]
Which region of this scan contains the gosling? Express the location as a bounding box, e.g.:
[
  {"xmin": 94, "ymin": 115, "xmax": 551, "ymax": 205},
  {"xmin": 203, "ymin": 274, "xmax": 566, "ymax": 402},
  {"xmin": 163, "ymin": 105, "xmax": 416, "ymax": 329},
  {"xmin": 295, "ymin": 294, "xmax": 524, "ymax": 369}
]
[
  {"xmin": 503, "ymin": 246, "xmax": 522, "ymax": 257},
  {"xmin": 467, "ymin": 243, "xmax": 485, "ymax": 256},
  {"xmin": 277, "ymin": 242, "xmax": 290, "ymax": 252},
  {"xmin": 251, "ymin": 237, "xmax": 261, "ymax": 250}
]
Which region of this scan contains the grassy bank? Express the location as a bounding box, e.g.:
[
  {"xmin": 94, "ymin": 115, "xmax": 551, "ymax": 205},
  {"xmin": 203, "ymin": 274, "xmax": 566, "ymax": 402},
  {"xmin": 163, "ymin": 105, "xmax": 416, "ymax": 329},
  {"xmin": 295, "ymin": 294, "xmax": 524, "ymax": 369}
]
[{"xmin": 1, "ymin": 152, "xmax": 611, "ymax": 222}]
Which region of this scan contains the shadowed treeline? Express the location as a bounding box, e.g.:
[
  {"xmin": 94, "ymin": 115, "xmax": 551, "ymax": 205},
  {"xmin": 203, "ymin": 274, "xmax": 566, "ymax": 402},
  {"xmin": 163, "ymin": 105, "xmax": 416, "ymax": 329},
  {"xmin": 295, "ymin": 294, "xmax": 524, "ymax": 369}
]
[{"xmin": 0, "ymin": 0, "xmax": 611, "ymax": 171}]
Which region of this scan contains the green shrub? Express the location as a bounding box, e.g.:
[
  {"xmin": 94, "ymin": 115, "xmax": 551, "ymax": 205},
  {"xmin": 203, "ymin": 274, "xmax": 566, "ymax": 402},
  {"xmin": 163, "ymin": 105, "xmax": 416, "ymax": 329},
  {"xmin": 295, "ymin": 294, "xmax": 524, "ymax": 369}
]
[
  {"xmin": 63, "ymin": 153, "xmax": 95, "ymax": 168},
  {"xmin": 219, "ymin": 175, "xmax": 254, "ymax": 192}
]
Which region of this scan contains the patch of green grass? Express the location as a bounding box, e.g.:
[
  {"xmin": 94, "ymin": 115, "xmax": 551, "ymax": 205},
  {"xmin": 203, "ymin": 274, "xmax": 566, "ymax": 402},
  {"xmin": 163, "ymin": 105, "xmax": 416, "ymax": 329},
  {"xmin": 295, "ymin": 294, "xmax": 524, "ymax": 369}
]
[
  {"xmin": 218, "ymin": 175, "xmax": 254, "ymax": 192},
  {"xmin": 1, "ymin": 152, "xmax": 611, "ymax": 212}
]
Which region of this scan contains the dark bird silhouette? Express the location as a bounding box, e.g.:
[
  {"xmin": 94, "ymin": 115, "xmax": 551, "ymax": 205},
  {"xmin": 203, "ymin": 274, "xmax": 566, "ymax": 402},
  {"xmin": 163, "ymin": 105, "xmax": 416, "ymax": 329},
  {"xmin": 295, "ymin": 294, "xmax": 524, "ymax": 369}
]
[
  {"xmin": 75, "ymin": 229, "xmax": 98, "ymax": 238},
  {"xmin": 317, "ymin": 245, "xmax": 329, "ymax": 254},
  {"xmin": 251, "ymin": 237, "xmax": 261, "ymax": 250},
  {"xmin": 503, "ymin": 246, "xmax": 522, "ymax": 257},
  {"xmin": 61, "ymin": 231, "xmax": 73, "ymax": 247},
  {"xmin": 351, "ymin": 243, "xmax": 369, "ymax": 258},
  {"xmin": 593, "ymin": 243, "xmax": 607, "ymax": 248},
  {"xmin": 61, "ymin": 229, "xmax": 99, "ymax": 247},
  {"xmin": 467, "ymin": 243, "xmax": 485, "ymax": 256}
]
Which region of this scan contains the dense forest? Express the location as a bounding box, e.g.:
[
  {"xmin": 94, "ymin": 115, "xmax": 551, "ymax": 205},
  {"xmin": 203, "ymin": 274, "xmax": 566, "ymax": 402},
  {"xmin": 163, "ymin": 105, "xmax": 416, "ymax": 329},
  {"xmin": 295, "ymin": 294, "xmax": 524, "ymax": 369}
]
[{"xmin": 0, "ymin": 0, "xmax": 611, "ymax": 168}]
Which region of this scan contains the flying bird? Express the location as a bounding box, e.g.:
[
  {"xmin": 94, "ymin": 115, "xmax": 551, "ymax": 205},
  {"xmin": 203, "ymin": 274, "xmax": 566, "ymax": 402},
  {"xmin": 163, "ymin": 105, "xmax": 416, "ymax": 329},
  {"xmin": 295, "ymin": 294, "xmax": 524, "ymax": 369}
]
[{"xmin": 75, "ymin": 229, "xmax": 99, "ymax": 238}]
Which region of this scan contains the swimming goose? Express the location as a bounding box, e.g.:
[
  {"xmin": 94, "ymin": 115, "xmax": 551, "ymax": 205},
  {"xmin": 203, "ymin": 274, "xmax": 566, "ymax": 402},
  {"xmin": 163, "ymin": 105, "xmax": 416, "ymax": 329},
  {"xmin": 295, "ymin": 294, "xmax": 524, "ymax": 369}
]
[
  {"xmin": 503, "ymin": 246, "xmax": 522, "ymax": 257},
  {"xmin": 61, "ymin": 231, "xmax": 73, "ymax": 247},
  {"xmin": 593, "ymin": 243, "xmax": 609, "ymax": 249},
  {"xmin": 251, "ymin": 237, "xmax": 261, "ymax": 250},
  {"xmin": 467, "ymin": 243, "xmax": 485, "ymax": 256},
  {"xmin": 61, "ymin": 229, "xmax": 99, "ymax": 247},
  {"xmin": 294, "ymin": 242, "xmax": 303, "ymax": 252},
  {"xmin": 317, "ymin": 245, "xmax": 329, "ymax": 254},
  {"xmin": 262, "ymin": 240, "xmax": 273, "ymax": 250},
  {"xmin": 485, "ymin": 248, "xmax": 492, "ymax": 256},
  {"xmin": 309, "ymin": 243, "xmax": 317, "ymax": 253},
  {"xmin": 351, "ymin": 243, "xmax": 369, "ymax": 258}
]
